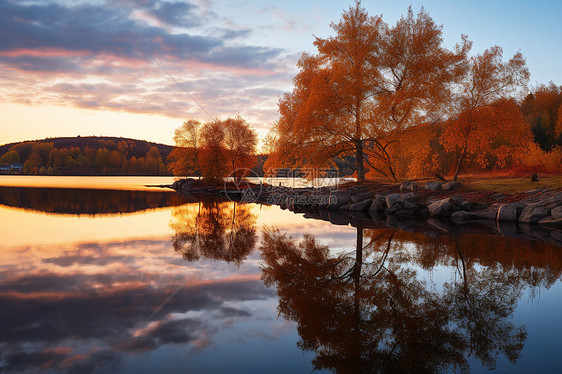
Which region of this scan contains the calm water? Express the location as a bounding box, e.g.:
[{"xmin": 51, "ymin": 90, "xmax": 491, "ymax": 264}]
[{"xmin": 0, "ymin": 176, "xmax": 561, "ymax": 373}]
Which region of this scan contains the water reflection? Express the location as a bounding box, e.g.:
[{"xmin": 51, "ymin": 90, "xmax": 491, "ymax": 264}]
[
  {"xmin": 260, "ymin": 226, "xmax": 562, "ymax": 373},
  {"xmin": 1, "ymin": 187, "xmax": 561, "ymax": 373},
  {"xmin": 0, "ymin": 238, "xmax": 275, "ymax": 373},
  {"xmin": 170, "ymin": 198, "xmax": 257, "ymax": 265},
  {"xmin": 0, "ymin": 186, "xmax": 189, "ymax": 215}
]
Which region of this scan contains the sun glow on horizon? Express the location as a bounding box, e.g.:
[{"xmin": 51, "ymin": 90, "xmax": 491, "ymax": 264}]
[{"xmin": 0, "ymin": 102, "xmax": 181, "ymax": 146}]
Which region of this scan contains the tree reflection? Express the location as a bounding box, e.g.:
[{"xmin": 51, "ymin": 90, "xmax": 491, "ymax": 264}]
[
  {"xmin": 170, "ymin": 199, "xmax": 257, "ymax": 265},
  {"xmin": 260, "ymin": 226, "xmax": 540, "ymax": 373},
  {"xmin": 0, "ymin": 186, "xmax": 189, "ymax": 215}
]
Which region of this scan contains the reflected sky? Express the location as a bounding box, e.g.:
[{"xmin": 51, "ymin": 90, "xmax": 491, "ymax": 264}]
[
  {"xmin": 0, "ymin": 184, "xmax": 561, "ymax": 373},
  {"xmin": 0, "ymin": 176, "xmax": 178, "ymax": 191},
  {"xmin": 0, "ymin": 186, "xmax": 335, "ymax": 373},
  {"xmin": 0, "ymin": 209, "xmax": 318, "ymax": 373}
]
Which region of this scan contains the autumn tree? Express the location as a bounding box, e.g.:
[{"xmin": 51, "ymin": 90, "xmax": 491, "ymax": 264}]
[
  {"xmin": 443, "ymin": 46, "xmax": 529, "ymax": 180},
  {"xmin": 520, "ymin": 83, "xmax": 562, "ymax": 151},
  {"xmin": 94, "ymin": 147, "xmax": 110, "ymax": 168},
  {"xmin": 170, "ymin": 116, "xmax": 258, "ymax": 180},
  {"xmin": 168, "ymin": 119, "xmax": 201, "ymax": 177},
  {"xmin": 266, "ymin": 2, "xmax": 469, "ymax": 181},
  {"xmin": 0, "ymin": 150, "xmax": 21, "ymax": 165},
  {"xmin": 145, "ymin": 146, "xmax": 163, "ymax": 175},
  {"xmin": 223, "ymin": 116, "xmax": 258, "ymax": 181},
  {"xmin": 199, "ymin": 119, "xmax": 227, "ymax": 180},
  {"xmin": 365, "ymin": 7, "xmax": 469, "ymax": 179},
  {"xmin": 108, "ymin": 150, "xmax": 121, "ymax": 169}
]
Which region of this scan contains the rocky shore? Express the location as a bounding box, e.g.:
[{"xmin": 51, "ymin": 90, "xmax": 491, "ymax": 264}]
[{"xmin": 172, "ymin": 178, "xmax": 562, "ymax": 246}]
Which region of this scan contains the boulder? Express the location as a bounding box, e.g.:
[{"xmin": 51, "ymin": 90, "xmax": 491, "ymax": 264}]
[
  {"xmin": 425, "ymin": 181, "xmax": 442, "ymax": 191},
  {"xmin": 385, "ymin": 193, "xmax": 417, "ymax": 209},
  {"xmin": 428, "ymin": 199, "xmax": 452, "ymax": 216},
  {"xmin": 172, "ymin": 179, "xmax": 183, "ymax": 190},
  {"xmin": 402, "ymin": 200, "xmax": 420, "ymax": 211},
  {"xmin": 497, "ymin": 202, "xmax": 526, "ymax": 222},
  {"xmin": 552, "ymin": 206, "xmax": 562, "ymax": 219},
  {"xmin": 338, "ymin": 203, "xmax": 352, "ymax": 211},
  {"xmin": 327, "ymin": 191, "xmax": 352, "ymax": 209},
  {"xmin": 427, "ymin": 196, "xmax": 463, "ymax": 217},
  {"xmin": 385, "ymin": 193, "xmax": 403, "ymax": 209},
  {"xmin": 401, "ymin": 192, "xmax": 417, "ymax": 201},
  {"xmin": 450, "ymin": 195, "xmax": 463, "ymax": 206},
  {"xmin": 316, "ymin": 193, "xmax": 332, "ymax": 209},
  {"xmin": 442, "ymin": 181, "xmax": 461, "ymax": 191},
  {"xmin": 451, "ymin": 210, "xmax": 479, "ymax": 222},
  {"xmin": 531, "ymin": 173, "xmax": 539, "ymax": 182},
  {"xmin": 368, "ymin": 195, "xmax": 387, "ymax": 214},
  {"xmin": 180, "ymin": 180, "xmax": 197, "ymax": 194},
  {"xmin": 473, "ymin": 207, "xmax": 500, "ymax": 220},
  {"xmin": 519, "ymin": 194, "xmax": 562, "ymax": 223},
  {"xmin": 400, "ymin": 182, "xmax": 418, "ymax": 192},
  {"xmin": 351, "ymin": 192, "xmax": 371, "ymax": 203},
  {"xmin": 519, "ymin": 205, "xmax": 550, "ymax": 223},
  {"xmin": 460, "ymin": 201, "xmax": 473, "ymax": 211},
  {"xmin": 386, "ymin": 202, "xmax": 404, "ymax": 215},
  {"xmin": 349, "ymin": 199, "xmax": 371, "ymax": 211}
]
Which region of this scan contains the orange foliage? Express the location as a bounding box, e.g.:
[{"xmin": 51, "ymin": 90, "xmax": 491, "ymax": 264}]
[
  {"xmin": 168, "ymin": 116, "xmax": 258, "ymax": 179},
  {"xmin": 443, "ymin": 46, "xmax": 529, "ymax": 179},
  {"xmin": 168, "ymin": 119, "xmax": 201, "ymax": 177},
  {"xmin": 266, "ymin": 3, "xmax": 469, "ymax": 181}
]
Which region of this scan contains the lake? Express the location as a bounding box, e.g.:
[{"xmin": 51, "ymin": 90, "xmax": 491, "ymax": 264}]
[{"xmin": 0, "ymin": 176, "xmax": 561, "ymax": 373}]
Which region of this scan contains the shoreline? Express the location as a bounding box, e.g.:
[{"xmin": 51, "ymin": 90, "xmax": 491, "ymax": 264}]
[{"xmin": 172, "ymin": 178, "xmax": 562, "ymax": 246}]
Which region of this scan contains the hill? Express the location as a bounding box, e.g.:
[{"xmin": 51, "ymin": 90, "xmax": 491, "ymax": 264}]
[
  {"xmin": 0, "ymin": 136, "xmax": 174, "ymax": 175},
  {"xmin": 0, "ymin": 136, "xmax": 174, "ymax": 161}
]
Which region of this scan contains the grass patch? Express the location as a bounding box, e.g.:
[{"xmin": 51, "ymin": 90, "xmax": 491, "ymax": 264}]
[{"xmin": 461, "ymin": 176, "xmax": 562, "ymax": 193}]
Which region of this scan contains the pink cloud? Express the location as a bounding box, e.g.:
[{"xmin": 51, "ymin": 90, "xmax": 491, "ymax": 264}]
[{"xmin": 0, "ymin": 48, "xmax": 93, "ymax": 58}]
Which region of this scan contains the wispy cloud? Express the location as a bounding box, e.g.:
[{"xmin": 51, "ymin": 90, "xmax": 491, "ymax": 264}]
[{"xmin": 0, "ymin": 0, "xmax": 294, "ymax": 128}]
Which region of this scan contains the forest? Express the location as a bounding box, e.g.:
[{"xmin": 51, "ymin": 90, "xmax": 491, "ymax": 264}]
[
  {"xmin": 0, "ymin": 137, "xmax": 173, "ymax": 175},
  {"xmin": 264, "ymin": 3, "xmax": 562, "ymax": 181}
]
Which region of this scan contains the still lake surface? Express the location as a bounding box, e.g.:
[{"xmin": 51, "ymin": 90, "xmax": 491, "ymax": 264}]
[{"xmin": 0, "ymin": 176, "xmax": 561, "ymax": 373}]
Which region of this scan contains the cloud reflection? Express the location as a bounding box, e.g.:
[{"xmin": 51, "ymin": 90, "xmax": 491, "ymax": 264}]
[{"xmin": 0, "ymin": 230, "xmax": 273, "ymax": 373}]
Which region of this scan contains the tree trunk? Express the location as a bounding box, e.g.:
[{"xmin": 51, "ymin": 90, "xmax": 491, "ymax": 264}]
[
  {"xmin": 387, "ymin": 161, "xmax": 397, "ymax": 182},
  {"xmin": 356, "ymin": 141, "xmax": 365, "ymax": 183},
  {"xmin": 453, "ymin": 146, "xmax": 467, "ymax": 181}
]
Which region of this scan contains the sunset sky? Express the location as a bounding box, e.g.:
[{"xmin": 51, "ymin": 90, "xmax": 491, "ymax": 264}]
[{"xmin": 1, "ymin": 0, "xmax": 560, "ymax": 147}]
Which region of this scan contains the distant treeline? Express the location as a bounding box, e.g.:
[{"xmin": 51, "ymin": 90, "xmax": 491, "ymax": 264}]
[
  {"xmin": 0, "ymin": 136, "xmax": 271, "ymax": 177},
  {"xmin": 0, "ymin": 136, "xmax": 174, "ymax": 175}
]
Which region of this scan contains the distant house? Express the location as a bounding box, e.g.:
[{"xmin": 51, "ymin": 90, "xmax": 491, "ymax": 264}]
[{"xmin": 0, "ymin": 163, "xmax": 24, "ymax": 174}]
